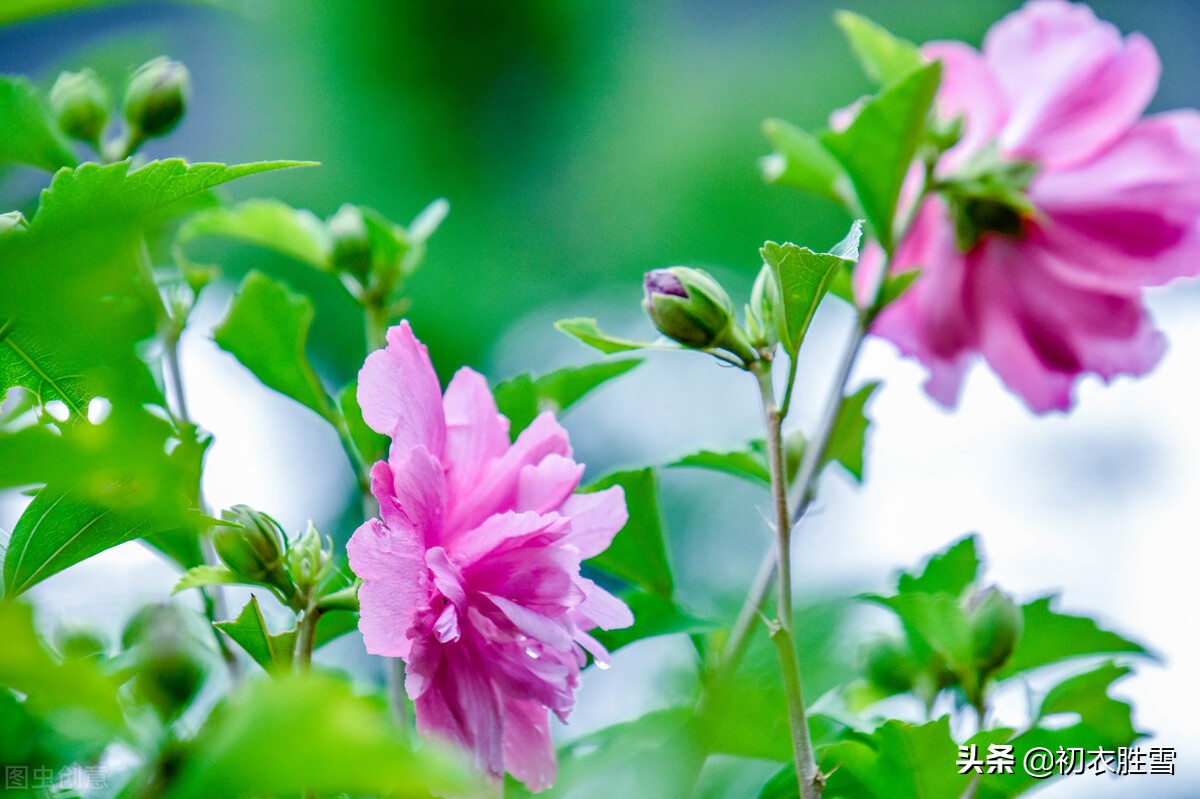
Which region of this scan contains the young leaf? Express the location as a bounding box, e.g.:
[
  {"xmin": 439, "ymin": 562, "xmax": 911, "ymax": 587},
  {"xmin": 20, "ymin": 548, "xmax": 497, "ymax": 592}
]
[
  {"xmin": 868, "ymin": 591, "xmax": 975, "ymax": 676},
  {"xmin": 823, "ymin": 380, "xmax": 880, "ymax": 481},
  {"xmin": 213, "ymin": 271, "xmax": 334, "ymax": 421},
  {"xmin": 760, "ymin": 118, "xmax": 848, "ymax": 205},
  {"xmin": 159, "ymin": 671, "xmax": 474, "ymax": 799},
  {"xmin": 815, "ymin": 717, "xmax": 976, "ymax": 799},
  {"xmin": 0, "ymin": 77, "xmax": 77, "ymax": 172},
  {"xmin": 582, "ymin": 468, "xmax": 674, "ymax": 598},
  {"xmin": 877, "ymin": 269, "xmax": 921, "ymax": 310},
  {"xmin": 555, "ymin": 317, "xmax": 657, "ymax": 354},
  {"xmin": 177, "ymin": 199, "xmax": 331, "ymax": 271},
  {"xmin": 994, "ymin": 597, "xmax": 1149, "ymax": 681},
  {"xmin": 896, "ymin": 535, "xmax": 980, "ymax": 597},
  {"xmin": 834, "ymin": 11, "xmax": 926, "ymax": 86},
  {"xmin": 173, "ymin": 564, "xmax": 239, "ymax": 594},
  {"xmin": 213, "ymin": 595, "xmax": 296, "ymax": 671},
  {"xmin": 4, "ymin": 486, "xmax": 192, "ymax": 598},
  {"xmin": 669, "ymin": 443, "xmax": 770, "ymax": 487},
  {"xmin": 820, "ymin": 61, "xmax": 942, "ymax": 253},
  {"xmin": 494, "ymin": 358, "xmax": 642, "ymax": 438},
  {"xmin": 760, "ymin": 240, "xmax": 850, "ymax": 357}
]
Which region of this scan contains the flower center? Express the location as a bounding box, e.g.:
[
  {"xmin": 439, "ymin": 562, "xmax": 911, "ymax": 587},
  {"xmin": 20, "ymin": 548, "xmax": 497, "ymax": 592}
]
[{"xmin": 936, "ymin": 146, "xmax": 1039, "ymax": 253}]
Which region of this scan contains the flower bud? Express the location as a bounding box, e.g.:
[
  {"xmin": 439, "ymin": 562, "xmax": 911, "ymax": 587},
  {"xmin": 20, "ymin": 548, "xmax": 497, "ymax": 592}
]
[
  {"xmin": 642, "ymin": 267, "xmax": 736, "ymax": 349},
  {"xmin": 327, "ymin": 204, "xmax": 372, "ymax": 280},
  {"xmin": 123, "ymin": 57, "xmax": 189, "ymax": 138},
  {"xmin": 0, "ymin": 211, "xmax": 28, "ymax": 234},
  {"xmin": 747, "ymin": 263, "xmax": 779, "ymax": 349},
  {"xmin": 122, "ymin": 604, "xmax": 207, "ymax": 720},
  {"xmin": 49, "ymin": 68, "xmax": 109, "ymax": 145},
  {"xmin": 286, "ymin": 521, "xmax": 335, "ymax": 596},
  {"xmin": 215, "ymin": 504, "xmax": 288, "ymax": 587},
  {"xmin": 968, "ymin": 587, "xmax": 1023, "ymax": 675},
  {"xmin": 862, "ymin": 636, "xmax": 917, "ymax": 694}
]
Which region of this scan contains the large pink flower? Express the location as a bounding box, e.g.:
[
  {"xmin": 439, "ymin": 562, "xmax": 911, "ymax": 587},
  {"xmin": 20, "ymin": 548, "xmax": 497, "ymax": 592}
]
[
  {"xmin": 866, "ymin": 0, "xmax": 1200, "ymax": 412},
  {"xmin": 347, "ymin": 322, "xmax": 633, "ymax": 790}
]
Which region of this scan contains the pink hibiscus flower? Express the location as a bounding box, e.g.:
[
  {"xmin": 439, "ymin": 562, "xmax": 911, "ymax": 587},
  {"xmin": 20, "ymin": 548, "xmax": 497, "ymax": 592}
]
[
  {"xmin": 866, "ymin": 0, "xmax": 1200, "ymax": 412},
  {"xmin": 346, "ymin": 321, "xmax": 633, "ymax": 790}
]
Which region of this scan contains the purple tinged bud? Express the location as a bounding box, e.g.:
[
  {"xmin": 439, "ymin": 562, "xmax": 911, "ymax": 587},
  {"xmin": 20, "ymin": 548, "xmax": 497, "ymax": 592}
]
[{"xmin": 643, "ymin": 269, "xmax": 688, "ymax": 302}]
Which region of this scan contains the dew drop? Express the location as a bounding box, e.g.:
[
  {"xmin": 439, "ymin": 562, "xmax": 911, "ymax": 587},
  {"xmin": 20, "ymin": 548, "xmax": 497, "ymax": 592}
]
[
  {"xmin": 595, "ymin": 660, "xmax": 611, "ymax": 670},
  {"xmin": 525, "ymin": 646, "xmax": 541, "ymax": 660}
]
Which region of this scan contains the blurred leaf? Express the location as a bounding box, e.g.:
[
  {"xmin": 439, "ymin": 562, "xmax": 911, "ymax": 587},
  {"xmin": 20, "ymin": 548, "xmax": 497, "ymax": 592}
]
[
  {"xmin": 821, "ymin": 62, "xmax": 941, "ymax": 253},
  {"xmin": 0, "ymin": 77, "xmax": 77, "ymax": 171},
  {"xmin": 178, "ymin": 199, "xmax": 330, "ymax": 271},
  {"xmin": 338, "ymin": 380, "xmax": 388, "ymax": 465},
  {"xmin": 143, "ymin": 526, "xmax": 206, "ymax": 571},
  {"xmin": 4, "ymin": 484, "xmax": 195, "ymax": 597},
  {"xmin": 824, "ymin": 381, "xmax": 879, "ymax": 481},
  {"xmin": 868, "ymin": 591, "xmax": 974, "ymax": 676},
  {"xmin": 592, "ymin": 590, "xmax": 715, "ymax": 653},
  {"xmin": 173, "ymin": 564, "xmax": 238, "ymax": 594},
  {"xmin": 896, "ymin": 535, "xmax": 979, "ymax": 597},
  {"xmin": 834, "ymin": 11, "xmax": 925, "ymax": 86},
  {"xmin": 760, "ymin": 119, "xmax": 847, "ymax": 205},
  {"xmin": 495, "ymin": 358, "xmax": 642, "ymax": 438},
  {"xmin": 877, "ymin": 269, "xmax": 920, "ymax": 311},
  {"xmin": 555, "ymin": 318, "xmax": 656, "ymax": 354},
  {"xmin": 0, "ymin": 600, "xmax": 123, "ymax": 732},
  {"xmin": 669, "ymin": 442, "xmax": 770, "ymax": 487},
  {"xmin": 214, "ymin": 271, "xmax": 334, "ymax": 421},
  {"xmin": 161, "ymin": 671, "xmax": 473, "ymax": 799},
  {"xmin": 583, "ymin": 468, "xmax": 673, "ymax": 598},
  {"xmin": 214, "ymin": 595, "xmax": 296, "ymax": 671},
  {"xmin": 994, "ymin": 597, "xmax": 1148, "ymax": 681},
  {"xmin": 313, "ymin": 608, "xmax": 359, "ymax": 649},
  {"xmin": 760, "ymin": 239, "xmax": 851, "ymax": 357}
]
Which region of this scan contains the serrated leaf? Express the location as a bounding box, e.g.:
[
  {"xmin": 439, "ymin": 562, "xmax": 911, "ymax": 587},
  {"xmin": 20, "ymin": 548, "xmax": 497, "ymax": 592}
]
[
  {"xmin": 834, "ymin": 11, "xmax": 926, "ymax": 86},
  {"xmin": 869, "ymin": 591, "xmax": 975, "ymax": 675},
  {"xmin": 214, "ymin": 271, "xmax": 333, "ymax": 421},
  {"xmin": 896, "ymin": 535, "xmax": 980, "ymax": 597},
  {"xmin": 591, "ymin": 590, "xmax": 715, "ymax": 653},
  {"xmin": 0, "ymin": 76, "xmax": 77, "ymax": 172},
  {"xmin": 816, "ymin": 717, "xmax": 976, "ymax": 799},
  {"xmin": 4, "ymin": 485, "xmax": 193, "ymax": 597},
  {"xmin": 760, "ymin": 240, "xmax": 849, "ymax": 356},
  {"xmin": 555, "ymin": 317, "xmax": 655, "ymax": 354},
  {"xmin": 821, "ymin": 62, "xmax": 942, "ymax": 253},
  {"xmin": 760, "ymin": 118, "xmax": 847, "ymax": 205},
  {"xmin": 824, "ymin": 381, "xmax": 880, "ymax": 481},
  {"xmin": 994, "ymin": 597, "xmax": 1148, "ymax": 681},
  {"xmin": 160, "ymin": 671, "xmax": 474, "ymax": 799},
  {"xmin": 669, "ymin": 443, "xmax": 770, "ymax": 486},
  {"xmin": 494, "ymin": 358, "xmax": 642, "ymax": 438},
  {"xmin": 173, "ymin": 564, "xmax": 238, "ymax": 594},
  {"xmin": 177, "ymin": 199, "xmax": 331, "ymax": 271},
  {"xmin": 213, "ymin": 595, "xmax": 296, "ymax": 670},
  {"xmin": 583, "ymin": 468, "xmax": 673, "ymax": 598}
]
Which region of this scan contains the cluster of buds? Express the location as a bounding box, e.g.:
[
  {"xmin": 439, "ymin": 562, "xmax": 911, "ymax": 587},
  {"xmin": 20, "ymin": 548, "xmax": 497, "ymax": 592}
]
[
  {"xmin": 642, "ymin": 266, "xmax": 761, "ymax": 366},
  {"xmin": 214, "ymin": 505, "xmax": 336, "ymax": 611},
  {"xmin": 48, "ymin": 56, "xmax": 189, "ymax": 160}
]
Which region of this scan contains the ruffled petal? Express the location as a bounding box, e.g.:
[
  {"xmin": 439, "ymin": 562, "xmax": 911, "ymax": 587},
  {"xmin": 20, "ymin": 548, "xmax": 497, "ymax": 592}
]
[
  {"xmin": 517, "ymin": 454, "xmax": 585, "ymax": 515},
  {"xmin": 358, "ymin": 321, "xmax": 446, "ymax": 456},
  {"xmin": 443, "ymin": 367, "xmax": 511, "ymax": 514},
  {"xmin": 559, "ymin": 486, "xmax": 628, "ymax": 559},
  {"xmin": 346, "ymin": 518, "xmax": 426, "ymax": 659},
  {"xmin": 570, "ymin": 576, "xmax": 634, "ymax": 631},
  {"xmin": 984, "ymin": 0, "xmax": 1159, "ymax": 167},
  {"xmin": 382, "ymin": 445, "xmax": 445, "ymax": 546},
  {"xmin": 501, "ymin": 698, "xmax": 557, "ymax": 793}
]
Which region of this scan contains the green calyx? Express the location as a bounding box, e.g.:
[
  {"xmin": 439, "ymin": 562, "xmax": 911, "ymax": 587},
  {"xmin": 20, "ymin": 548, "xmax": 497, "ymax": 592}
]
[
  {"xmin": 936, "ymin": 145, "xmax": 1038, "ymax": 252},
  {"xmin": 643, "ymin": 266, "xmax": 757, "ymax": 363},
  {"xmin": 215, "ymin": 505, "xmax": 290, "ymax": 591}
]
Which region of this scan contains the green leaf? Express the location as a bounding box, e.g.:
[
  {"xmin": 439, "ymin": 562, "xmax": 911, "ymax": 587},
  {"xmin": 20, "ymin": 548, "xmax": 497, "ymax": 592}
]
[
  {"xmin": 821, "ymin": 61, "xmax": 942, "ymax": 253},
  {"xmin": 583, "ymin": 468, "xmax": 674, "ymax": 598},
  {"xmin": 213, "ymin": 595, "xmax": 296, "ymax": 670},
  {"xmin": 669, "ymin": 442, "xmax": 770, "ymax": 487},
  {"xmin": 160, "ymin": 671, "xmax": 473, "ymax": 799},
  {"xmin": 313, "ymin": 609, "xmax": 359, "ymax": 650},
  {"xmin": 760, "ymin": 240, "xmax": 849, "ymax": 356},
  {"xmin": 834, "ymin": 11, "xmax": 925, "ymax": 86},
  {"xmin": 878, "ymin": 269, "xmax": 920, "ymax": 310},
  {"xmin": 177, "ymin": 199, "xmax": 330, "ymax": 271},
  {"xmin": 896, "ymin": 535, "xmax": 980, "ymax": 597},
  {"xmin": 0, "ymin": 600, "xmax": 123, "ymax": 733},
  {"xmin": 760, "ymin": 118, "xmax": 847, "ymax": 205},
  {"xmin": 994, "ymin": 597, "xmax": 1149, "ymax": 681},
  {"xmin": 494, "ymin": 358, "xmax": 643, "ymax": 438},
  {"xmin": 868, "ymin": 591, "xmax": 975, "ymax": 675},
  {"xmin": 172, "ymin": 564, "xmax": 238, "ymax": 594},
  {"xmin": 4, "ymin": 485, "xmax": 193, "ymax": 597},
  {"xmin": 824, "ymin": 381, "xmax": 880, "ymax": 481},
  {"xmin": 816, "ymin": 717, "xmax": 976, "ymax": 799},
  {"xmin": 338, "ymin": 381, "xmax": 388, "ymax": 465},
  {"xmin": 555, "ymin": 317, "xmax": 656, "ymax": 354},
  {"xmin": 0, "ymin": 77, "xmax": 77, "ymax": 172},
  {"xmin": 213, "ymin": 271, "xmax": 333, "ymax": 421},
  {"xmin": 591, "ymin": 590, "xmax": 715, "ymax": 653}
]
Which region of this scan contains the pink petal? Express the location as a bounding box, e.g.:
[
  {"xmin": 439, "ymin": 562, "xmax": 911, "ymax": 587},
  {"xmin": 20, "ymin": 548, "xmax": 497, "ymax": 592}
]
[
  {"xmin": 426, "ymin": 546, "xmax": 468, "ymax": 608},
  {"xmin": 501, "ymin": 698, "xmax": 557, "ymax": 793},
  {"xmin": 922, "ymin": 41, "xmax": 1009, "ymax": 171},
  {"xmin": 358, "ymin": 321, "xmax": 446, "ymax": 456},
  {"xmin": 346, "ymin": 518, "xmax": 426, "ymax": 659},
  {"xmin": 560, "ymin": 486, "xmax": 628, "ymax": 559},
  {"xmin": 443, "ymin": 367, "xmax": 511, "ymax": 513},
  {"xmin": 517, "ymin": 454, "xmax": 585, "ymax": 515},
  {"xmin": 984, "ymin": 0, "xmax": 1159, "ymax": 168},
  {"xmin": 450, "ymin": 510, "xmax": 570, "ymax": 569},
  {"xmin": 571, "ymin": 576, "xmax": 634, "ymax": 631},
  {"xmin": 573, "ymin": 628, "xmax": 613, "ymax": 668},
  {"xmin": 374, "ymin": 446, "xmax": 444, "ymax": 546},
  {"xmin": 413, "ymin": 641, "xmax": 505, "ymax": 777},
  {"xmin": 483, "ymin": 592, "xmax": 575, "ymax": 652}
]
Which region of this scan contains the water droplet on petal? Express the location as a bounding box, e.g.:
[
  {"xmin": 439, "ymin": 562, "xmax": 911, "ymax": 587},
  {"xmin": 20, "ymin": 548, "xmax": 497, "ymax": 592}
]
[
  {"xmin": 525, "ymin": 646, "xmax": 542, "ymax": 659},
  {"xmin": 595, "ymin": 660, "xmax": 611, "ymax": 670}
]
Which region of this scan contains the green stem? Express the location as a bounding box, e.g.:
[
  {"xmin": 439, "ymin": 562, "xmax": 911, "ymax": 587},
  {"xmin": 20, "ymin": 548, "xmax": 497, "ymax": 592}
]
[
  {"xmin": 754, "ymin": 361, "xmax": 821, "ymax": 799},
  {"xmin": 294, "ymin": 605, "xmax": 321, "ymax": 669}
]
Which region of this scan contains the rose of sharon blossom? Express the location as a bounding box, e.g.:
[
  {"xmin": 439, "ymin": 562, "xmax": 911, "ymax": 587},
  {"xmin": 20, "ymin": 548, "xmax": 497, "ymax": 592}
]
[
  {"xmin": 347, "ymin": 322, "xmax": 633, "ymax": 790},
  {"xmin": 865, "ymin": 0, "xmax": 1200, "ymax": 412}
]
